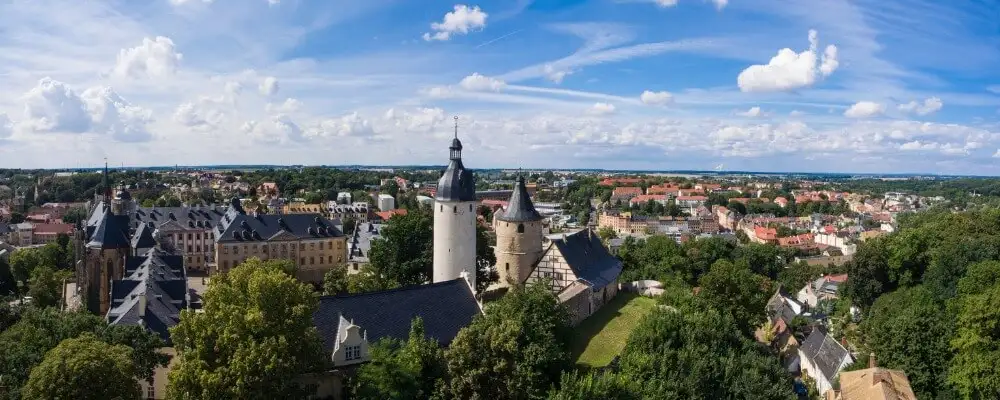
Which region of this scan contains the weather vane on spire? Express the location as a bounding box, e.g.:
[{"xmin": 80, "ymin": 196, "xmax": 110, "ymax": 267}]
[{"xmin": 453, "ymin": 116, "xmax": 459, "ymax": 139}]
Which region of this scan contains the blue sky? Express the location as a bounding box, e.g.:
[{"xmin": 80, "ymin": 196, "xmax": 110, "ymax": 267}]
[{"xmin": 0, "ymin": 0, "xmax": 999, "ymax": 174}]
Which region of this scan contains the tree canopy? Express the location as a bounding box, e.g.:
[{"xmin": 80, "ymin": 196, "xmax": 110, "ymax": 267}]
[
  {"xmin": 21, "ymin": 334, "xmax": 140, "ymax": 400},
  {"xmin": 167, "ymin": 258, "xmax": 325, "ymax": 399},
  {"xmin": 351, "ymin": 318, "xmax": 448, "ymax": 400}
]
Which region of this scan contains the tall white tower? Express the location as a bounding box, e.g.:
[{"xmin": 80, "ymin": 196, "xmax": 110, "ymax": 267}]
[{"xmin": 433, "ymin": 117, "xmax": 478, "ymax": 289}]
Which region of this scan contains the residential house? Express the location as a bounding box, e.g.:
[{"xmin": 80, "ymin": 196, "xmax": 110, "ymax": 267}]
[
  {"xmin": 32, "ymin": 223, "xmax": 75, "ymax": 244},
  {"xmin": 611, "ymin": 187, "xmax": 643, "ymax": 203},
  {"xmin": 629, "ymin": 194, "xmax": 668, "ymax": 207},
  {"xmin": 757, "ymin": 288, "xmax": 805, "ymax": 357},
  {"xmin": 775, "ymin": 197, "xmax": 789, "ymax": 208},
  {"xmin": 676, "ymin": 195, "xmax": 707, "ymax": 208},
  {"xmin": 752, "ymin": 226, "xmax": 779, "ymax": 244},
  {"xmin": 328, "ymin": 203, "xmax": 371, "ymax": 224},
  {"xmin": 831, "ymin": 357, "xmax": 917, "ymax": 400},
  {"xmin": 799, "ymin": 328, "xmax": 854, "ymax": 396},
  {"xmin": 374, "ymin": 209, "xmax": 408, "ymax": 222},
  {"xmin": 797, "ymin": 274, "xmax": 848, "ymax": 308},
  {"xmin": 527, "ymin": 229, "xmax": 623, "ymax": 326},
  {"xmin": 346, "ymin": 222, "xmax": 382, "ymax": 275}
]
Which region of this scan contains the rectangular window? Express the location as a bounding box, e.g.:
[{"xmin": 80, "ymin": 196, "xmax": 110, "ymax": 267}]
[
  {"xmin": 234, "ymin": 246, "xmax": 239, "ymax": 255},
  {"xmin": 147, "ymin": 383, "xmax": 155, "ymax": 400},
  {"xmin": 299, "ymin": 243, "xmax": 305, "ymax": 251},
  {"xmin": 346, "ymin": 345, "xmax": 362, "ymax": 360},
  {"xmin": 188, "ymin": 233, "xmax": 193, "ymax": 240},
  {"xmin": 300, "ymin": 257, "xmax": 305, "ymax": 265},
  {"xmin": 310, "ymin": 242, "xmax": 315, "ymax": 250},
  {"xmin": 223, "ymin": 246, "xmax": 229, "ymax": 255}
]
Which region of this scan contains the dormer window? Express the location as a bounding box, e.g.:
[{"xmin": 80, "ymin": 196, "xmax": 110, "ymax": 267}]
[{"xmin": 345, "ymin": 345, "xmax": 362, "ymax": 361}]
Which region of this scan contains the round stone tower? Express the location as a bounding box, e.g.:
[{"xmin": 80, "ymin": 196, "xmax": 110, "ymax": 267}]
[
  {"xmin": 433, "ymin": 118, "xmax": 478, "ymax": 290},
  {"xmin": 494, "ymin": 175, "xmax": 544, "ymax": 287}
]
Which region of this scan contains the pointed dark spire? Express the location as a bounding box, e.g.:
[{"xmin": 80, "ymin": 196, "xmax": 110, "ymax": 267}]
[{"xmin": 498, "ymin": 175, "xmax": 542, "ymax": 222}]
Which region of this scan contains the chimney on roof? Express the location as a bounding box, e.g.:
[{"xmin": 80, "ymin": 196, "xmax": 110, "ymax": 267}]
[
  {"xmin": 138, "ymin": 293, "xmax": 147, "ymax": 317},
  {"xmin": 869, "ymin": 352, "xmax": 877, "ymax": 368}
]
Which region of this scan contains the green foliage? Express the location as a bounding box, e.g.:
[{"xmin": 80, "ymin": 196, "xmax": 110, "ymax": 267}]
[
  {"xmin": 26, "ymin": 265, "xmax": 62, "ymax": 309},
  {"xmin": 368, "ymin": 210, "xmax": 435, "ymax": 286},
  {"xmin": 548, "ymin": 370, "xmax": 641, "ymax": 400},
  {"xmin": 352, "ymin": 318, "xmax": 448, "ymax": 400},
  {"xmin": 60, "ymin": 207, "xmax": 88, "ymax": 224},
  {"xmin": 948, "ymin": 264, "xmax": 1000, "ymax": 398},
  {"xmin": 0, "ymin": 258, "xmax": 16, "ymax": 297},
  {"xmin": 322, "ymin": 266, "xmax": 348, "ymax": 295},
  {"xmin": 597, "ymin": 226, "xmax": 617, "ymax": 242},
  {"xmin": 21, "ymin": 333, "xmax": 140, "ymax": 400},
  {"xmin": 445, "ymin": 282, "xmax": 572, "ymax": 400},
  {"xmin": 167, "ymin": 258, "xmax": 325, "ymax": 399},
  {"xmin": 9, "ymin": 212, "xmax": 25, "ymax": 224},
  {"xmin": 0, "ymin": 307, "xmax": 168, "ymax": 400},
  {"xmin": 860, "ymin": 286, "xmax": 953, "ymax": 399},
  {"xmin": 698, "ymin": 260, "xmax": 770, "ymax": 337},
  {"xmin": 617, "ymin": 235, "xmax": 735, "ymax": 285}
]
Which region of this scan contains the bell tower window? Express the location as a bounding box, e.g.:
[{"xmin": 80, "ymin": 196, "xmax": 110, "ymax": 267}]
[{"xmin": 517, "ymin": 223, "xmax": 524, "ymax": 233}]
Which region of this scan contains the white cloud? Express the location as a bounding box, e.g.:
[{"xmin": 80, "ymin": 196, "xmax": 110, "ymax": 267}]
[
  {"xmin": 423, "ymin": 5, "xmax": 488, "ymax": 41},
  {"xmin": 655, "ymin": 0, "xmax": 679, "ymax": 7},
  {"xmin": 649, "ymin": 0, "xmax": 725, "ymax": 10},
  {"xmin": 900, "ymin": 140, "xmax": 937, "ymax": 151},
  {"xmin": 259, "ymin": 76, "xmax": 279, "ymax": 96},
  {"xmin": 587, "ymin": 102, "xmax": 616, "ymax": 116},
  {"xmin": 224, "ymin": 81, "xmax": 243, "ymax": 95},
  {"xmin": 737, "ymin": 30, "xmax": 838, "ymax": 92},
  {"xmin": 790, "ymin": 110, "xmax": 805, "ymax": 116},
  {"xmin": 844, "ymin": 101, "xmax": 885, "ymax": 118},
  {"xmin": 268, "ymin": 0, "xmax": 280, "ymax": 5},
  {"xmin": 898, "ymin": 97, "xmax": 944, "ymax": 116},
  {"xmin": 0, "ymin": 113, "xmax": 13, "ymax": 139},
  {"xmin": 544, "ymin": 65, "xmax": 573, "ymax": 84},
  {"xmin": 737, "ymin": 106, "xmax": 762, "ymax": 117},
  {"xmin": 20, "ymin": 78, "xmax": 94, "ymax": 133},
  {"xmin": 306, "ymin": 112, "xmax": 376, "ymax": 138},
  {"xmin": 112, "ymin": 37, "xmax": 183, "ymax": 79},
  {"xmin": 266, "ymin": 98, "xmax": 303, "ymax": 114},
  {"xmin": 640, "ymin": 90, "xmax": 673, "ymax": 105},
  {"xmin": 18, "ymin": 78, "xmax": 152, "ymax": 141},
  {"xmin": 710, "ymin": 0, "xmax": 728, "ymax": 9},
  {"xmin": 993, "ymin": 149, "xmax": 1000, "ymax": 158},
  {"xmin": 459, "ymin": 73, "xmax": 506, "ymax": 92},
  {"xmin": 174, "ymin": 96, "xmax": 227, "ymax": 130}
]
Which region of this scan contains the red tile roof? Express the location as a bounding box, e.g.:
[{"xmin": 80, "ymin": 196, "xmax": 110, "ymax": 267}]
[
  {"xmin": 374, "ymin": 209, "xmax": 408, "ymax": 221},
  {"xmin": 629, "ymin": 194, "xmax": 667, "ymax": 204},
  {"xmin": 755, "ymin": 226, "xmax": 778, "ymax": 240},
  {"xmin": 677, "ymin": 195, "xmax": 708, "ymax": 201},
  {"xmin": 33, "ymin": 223, "xmax": 75, "ymax": 235},
  {"xmin": 612, "ymin": 186, "xmax": 643, "ymax": 196}
]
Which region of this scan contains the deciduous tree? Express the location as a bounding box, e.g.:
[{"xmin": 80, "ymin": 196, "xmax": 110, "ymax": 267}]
[
  {"xmin": 698, "ymin": 260, "xmax": 770, "ymax": 336},
  {"xmin": 21, "ymin": 334, "xmax": 140, "ymax": 400},
  {"xmin": 352, "ymin": 318, "xmax": 448, "ymax": 400},
  {"xmin": 167, "ymin": 258, "xmax": 325, "ymax": 399}
]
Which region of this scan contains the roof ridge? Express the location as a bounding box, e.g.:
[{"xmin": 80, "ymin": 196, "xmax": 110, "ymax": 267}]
[{"xmin": 318, "ymin": 278, "xmax": 466, "ymax": 300}]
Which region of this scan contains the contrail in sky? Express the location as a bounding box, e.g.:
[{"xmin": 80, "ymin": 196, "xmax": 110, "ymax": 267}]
[{"xmin": 475, "ymin": 30, "xmax": 522, "ymax": 49}]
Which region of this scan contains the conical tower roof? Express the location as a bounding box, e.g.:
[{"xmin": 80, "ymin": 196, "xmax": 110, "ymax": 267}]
[{"xmin": 497, "ymin": 176, "xmax": 542, "ymax": 222}]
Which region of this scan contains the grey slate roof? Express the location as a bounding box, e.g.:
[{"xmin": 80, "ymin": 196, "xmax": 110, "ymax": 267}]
[
  {"xmin": 347, "ymin": 222, "xmax": 383, "ymax": 263},
  {"xmin": 133, "ymin": 205, "xmax": 227, "ymax": 232},
  {"xmin": 548, "ymin": 229, "xmax": 622, "ymax": 291},
  {"xmin": 497, "ymin": 176, "xmax": 542, "ymax": 222},
  {"xmin": 800, "ymin": 328, "xmax": 852, "ymax": 383},
  {"xmin": 313, "ymin": 278, "xmax": 480, "ymax": 352},
  {"xmin": 0, "ymin": 224, "xmax": 10, "ymax": 235},
  {"xmin": 436, "ymin": 138, "xmax": 476, "ymax": 202},
  {"xmin": 215, "ymin": 201, "xmax": 344, "ymax": 243},
  {"xmin": 86, "ymin": 207, "xmax": 132, "ymax": 249},
  {"xmin": 107, "ymin": 250, "xmax": 189, "ymax": 344},
  {"xmin": 766, "ymin": 288, "xmax": 802, "ymax": 325},
  {"xmin": 131, "ymin": 222, "xmax": 157, "ymax": 249}
]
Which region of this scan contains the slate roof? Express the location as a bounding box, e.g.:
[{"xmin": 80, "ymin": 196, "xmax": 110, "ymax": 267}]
[
  {"xmin": 436, "ymin": 138, "xmax": 476, "ymax": 202},
  {"xmin": 0, "ymin": 224, "xmax": 10, "ymax": 235},
  {"xmin": 215, "ymin": 200, "xmax": 344, "ymax": 243},
  {"xmin": 800, "ymin": 328, "xmax": 853, "ymax": 383},
  {"xmin": 107, "ymin": 250, "xmax": 189, "ymax": 344},
  {"xmin": 347, "ymin": 222, "xmax": 383, "ymax": 263},
  {"xmin": 131, "ymin": 222, "xmax": 157, "ymax": 249},
  {"xmin": 766, "ymin": 288, "xmax": 803, "ymax": 326},
  {"xmin": 133, "ymin": 205, "xmax": 227, "ymax": 232},
  {"xmin": 497, "ymin": 176, "xmax": 542, "ymax": 222},
  {"xmin": 313, "ymin": 278, "xmax": 480, "ymax": 352},
  {"xmin": 86, "ymin": 207, "xmax": 132, "ymax": 249},
  {"xmin": 548, "ymin": 229, "xmax": 622, "ymax": 291}
]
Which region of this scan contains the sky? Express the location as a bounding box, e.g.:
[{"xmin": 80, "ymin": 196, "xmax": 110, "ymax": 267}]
[{"xmin": 0, "ymin": 0, "xmax": 999, "ymax": 174}]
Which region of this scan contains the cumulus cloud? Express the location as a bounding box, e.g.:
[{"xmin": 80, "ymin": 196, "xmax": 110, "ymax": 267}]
[
  {"xmin": 459, "ymin": 73, "xmax": 506, "ymax": 92},
  {"xmin": 224, "ymin": 81, "xmax": 243, "ymax": 95},
  {"xmin": 844, "ymin": 101, "xmax": 885, "ymax": 118},
  {"xmin": 80, "ymin": 87, "xmax": 154, "ymax": 142},
  {"xmin": 244, "ymin": 114, "xmax": 304, "ymax": 143},
  {"xmin": 640, "ymin": 90, "xmax": 673, "ymax": 105},
  {"xmin": 266, "ymin": 98, "xmax": 303, "ymax": 114},
  {"xmin": 20, "ymin": 78, "xmax": 93, "ymax": 133},
  {"xmin": 737, "ymin": 30, "xmax": 838, "ymax": 92},
  {"xmin": 174, "ymin": 96, "xmax": 227, "ymax": 130},
  {"xmin": 423, "ymin": 5, "xmax": 488, "ymax": 41},
  {"xmin": 112, "ymin": 37, "xmax": 183, "ymax": 79},
  {"xmin": 306, "ymin": 112, "xmax": 376, "ymax": 138},
  {"xmin": 19, "ymin": 78, "xmax": 152, "ymax": 141},
  {"xmin": 898, "ymin": 97, "xmax": 944, "ymax": 116},
  {"xmin": 737, "ymin": 106, "xmax": 763, "ymax": 117},
  {"xmin": 259, "ymin": 76, "xmax": 279, "ymax": 96},
  {"xmin": 588, "ymin": 102, "xmax": 616, "ymax": 116}
]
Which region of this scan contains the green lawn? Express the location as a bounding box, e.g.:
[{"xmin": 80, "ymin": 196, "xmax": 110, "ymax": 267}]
[{"xmin": 571, "ymin": 292, "xmax": 658, "ymax": 369}]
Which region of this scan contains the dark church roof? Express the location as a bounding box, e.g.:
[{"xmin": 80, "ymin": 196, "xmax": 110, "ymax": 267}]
[
  {"xmin": 313, "ymin": 278, "xmax": 481, "ymax": 352},
  {"xmin": 131, "ymin": 222, "xmax": 157, "ymax": 249},
  {"xmin": 548, "ymin": 229, "xmax": 622, "ymax": 291},
  {"xmin": 436, "ymin": 138, "xmax": 476, "ymax": 202},
  {"xmin": 107, "ymin": 251, "xmax": 190, "ymax": 344},
  {"xmin": 86, "ymin": 207, "xmax": 132, "ymax": 249},
  {"xmin": 497, "ymin": 176, "xmax": 542, "ymax": 222},
  {"xmin": 215, "ymin": 199, "xmax": 344, "ymax": 243}
]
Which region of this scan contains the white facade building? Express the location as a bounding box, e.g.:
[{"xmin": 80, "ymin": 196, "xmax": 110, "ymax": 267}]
[{"xmin": 377, "ymin": 194, "xmax": 395, "ymax": 211}]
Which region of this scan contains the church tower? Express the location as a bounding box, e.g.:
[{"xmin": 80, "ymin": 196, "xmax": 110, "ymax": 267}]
[
  {"xmin": 494, "ymin": 175, "xmax": 544, "ymax": 286},
  {"xmin": 433, "ymin": 117, "xmax": 478, "ymax": 289},
  {"xmin": 78, "ymin": 161, "xmax": 131, "ymax": 314}
]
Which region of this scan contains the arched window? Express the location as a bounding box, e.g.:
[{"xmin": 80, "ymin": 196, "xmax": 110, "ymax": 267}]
[
  {"xmin": 505, "ymin": 263, "xmax": 510, "ymax": 272},
  {"xmin": 517, "ymin": 223, "xmax": 525, "ymax": 233}
]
